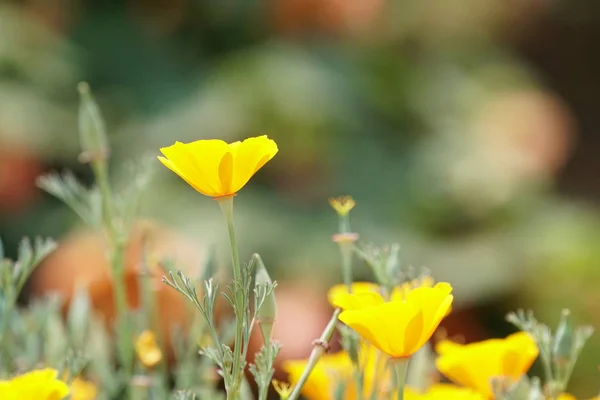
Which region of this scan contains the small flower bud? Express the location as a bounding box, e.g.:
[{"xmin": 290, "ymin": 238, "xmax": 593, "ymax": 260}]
[
  {"xmin": 254, "ymin": 254, "xmax": 277, "ymax": 344},
  {"xmin": 134, "ymin": 330, "xmax": 163, "ymax": 369},
  {"xmin": 77, "ymin": 82, "xmax": 109, "ymax": 164},
  {"xmin": 329, "ymin": 196, "xmax": 356, "ymax": 217},
  {"xmin": 552, "ymin": 309, "xmax": 574, "ymax": 366},
  {"xmin": 272, "ymin": 379, "xmax": 292, "ymax": 399}
]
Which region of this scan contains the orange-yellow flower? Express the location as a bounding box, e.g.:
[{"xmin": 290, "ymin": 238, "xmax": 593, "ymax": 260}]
[
  {"xmin": 328, "ymin": 277, "xmax": 436, "ymax": 309},
  {"xmin": 158, "ymin": 135, "xmax": 278, "ymax": 198},
  {"xmin": 328, "ymin": 282, "xmax": 380, "ymax": 307},
  {"xmin": 404, "ymin": 384, "xmax": 486, "ymax": 400},
  {"xmin": 135, "ymin": 330, "xmax": 163, "ymax": 368},
  {"xmin": 0, "ymin": 369, "xmax": 69, "ymax": 400},
  {"xmin": 338, "ymin": 282, "xmax": 453, "ymax": 359},
  {"xmin": 435, "ymin": 332, "xmax": 539, "ymax": 397},
  {"xmin": 284, "ymin": 351, "xmax": 352, "ymax": 400},
  {"xmin": 70, "ymin": 378, "xmax": 97, "ymax": 400},
  {"xmin": 283, "ymin": 345, "xmax": 390, "ymax": 400}
]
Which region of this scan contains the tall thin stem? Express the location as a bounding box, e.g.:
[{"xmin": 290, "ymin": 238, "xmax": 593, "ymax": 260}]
[
  {"xmin": 93, "ymin": 159, "xmax": 133, "ymax": 379},
  {"xmin": 392, "ymin": 358, "xmax": 410, "ymax": 400},
  {"xmin": 287, "ymin": 308, "xmax": 342, "ymax": 400},
  {"xmin": 217, "ymin": 195, "xmax": 245, "ymax": 400}
]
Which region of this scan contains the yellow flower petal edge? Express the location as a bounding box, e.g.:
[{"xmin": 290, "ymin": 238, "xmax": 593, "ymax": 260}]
[
  {"xmin": 327, "ymin": 282, "xmax": 380, "ymax": 308},
  {"xmin": 435, "ymin": 331, "xmax": 539, "ymax": 397},
  {"xmin": 339, "ymin": 282, "xmax": 453, "ymax": 358},
  {"xmin": 404, "ymin": 384, "xmax": 486, "ymax": 400},
  {"xmin": 283, "ymin": 351, "xmax": 353, "ymax": 400},
  {"xmin": 158, "ymin": 135, "xmax": 278, "ymax": 198},
  {"xmin": 0, "ymin": 368, "xmax": 70, "ymax": 400}
]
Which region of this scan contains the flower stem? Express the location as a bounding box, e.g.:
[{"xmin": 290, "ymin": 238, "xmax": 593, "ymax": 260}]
[
  {"xmin": 217, "ymin": 196, "xmax": 245, "ymax": 400},
  {"xmin": 392, "ymin": 358, "xmax": 410, "ymax": 400},
  {"xmin": 93, "ymin": 159, "xmax": 133, "ymax": 381},
  {"xmin": 339, "ymin": 242, "xmax": 354, "ymax": 291},
  {"xmin": 287, "ymin": 308, "xmax": 342, "ymax": 400}
]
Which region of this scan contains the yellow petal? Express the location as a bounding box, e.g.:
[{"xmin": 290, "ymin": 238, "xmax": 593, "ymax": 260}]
[
  {"xmin": 159, "ymin": 136, "xmax": 278, "ymax": 197},
  {"xmin": 283, "ymin": 351, "xmax": 353, "ymax": 400},
  {"xmin": 4, "ymin": 369, "xmax": 70, "ymax": 400},
  {"xmin": 327, "ymin": 282, "xmax": 380, "ymax": 308},
  {"xmin": 331, "ymin": 291, "xmax": 386, "ymax": 311},
  {"xmin": 405, "ymin": 283, "xmax": 453, "ymax": 346},
  {"xmin": 160, "ymin": 139, "xmax": 229, "ymax": 196},
  {"xmin": 339, "ymin": 300, "xmax": 421, "ymax": 358},
  {"xmin": 435, "ymin": 332, "xmax": 538, "ymax": 397},
  {"xmin": 229, "ymin": 136, "xmax": 278, "ymax": 193}
]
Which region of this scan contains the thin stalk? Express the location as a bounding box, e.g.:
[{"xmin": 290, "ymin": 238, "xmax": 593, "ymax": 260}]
[
  {"xmin": 369, "ymin": 350, "xmax": 386, "ymax": 400},
  {"xmin": 339, "ymin": 242, "xmax": 354, "ymax": 291},
  {"xmin": 139, "ymin": 243, "xmax": 169, "ymax": 391},
  {"xmin": 217, "ymin": 196, "xmax": 245, "ymax": 400},
  {"xmin": 93, "ymin": 159, "xmax": 133, "ymax": 378},
  {"xmin": 392, "ymin": 358, "xmax": 410, "ymax": 400},
  {"xmin": 288, "ymin": 308, "xmax": 342, "ymax": 400}
]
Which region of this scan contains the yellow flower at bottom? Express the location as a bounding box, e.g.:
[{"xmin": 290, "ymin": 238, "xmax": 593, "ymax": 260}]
[
  {"xmin": 283, "ymin": 345, "xmax": 390, "ymax": 400},
  {"xmin": 404, "ymin": 384, "xmax": 486, "ymax": 400},
  {"xmin": 338, "ymin": 282, "xmax": 453, "ymax": 358},
  {"xmin": 328, "ymin": 282, "xmax": 381, "ymax": 308},
  {"xmin": 70, "ymin": 378, "xmax": 97, "ymax": 400},
  {"xmin": 0, "ymin": 369, "xmax": 69, "ymax": 400},
  {"xmin": 135, "ymin": 330, "xmax": 163, "ymax": 368},
  {"xmin": 284, "ymin": 351, "xmax": 352, "ymax": 400},
  {"xmin": 435, "ymin": 332, "xmax": 539, "ymax": 397},
  {"xmin": 158, "ymin": 135, "xmax": 278, "ymax": 198}
]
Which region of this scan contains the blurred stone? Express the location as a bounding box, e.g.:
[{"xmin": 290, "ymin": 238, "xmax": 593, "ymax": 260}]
[
  {"xmin": 272, "ymin": 0, "xmax": 385, "ymax": 36},
  {"xmin": 0, "ymin": 143, "xmax": 43, "ymax": 214}
]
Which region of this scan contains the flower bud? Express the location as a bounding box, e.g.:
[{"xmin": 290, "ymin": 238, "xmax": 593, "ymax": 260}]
[
  {"xmin": 134, "ymin": 330, "xmax": 163, "ymax": 369},
  {"xmin": 254, "ymin": 254, "xmax": 277, "ymax": 343},
  {"xmin": 552, "ymin": 309, "xmax": 574, "ymax": 366},
  {"xmin": 77, "ymin": 82, "xmax": 109, "ymax": 163},
  {"xmin": 328, "ymin": 196, "xmax": 356, "ymax": 217}
]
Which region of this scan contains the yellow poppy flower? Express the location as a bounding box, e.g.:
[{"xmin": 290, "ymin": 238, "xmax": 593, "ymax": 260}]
[
  {"xmin": 158, "ymin": 135, "xmax": 278, "ymax": 198},
  {"xmin": 389, "ymin": 276, "xmax": 435, "ymax": 301},
  {"xmin": 283, "ymin": 345, "xmax": 390, "ymax": 400},
  {"xmin": 328, "ymin": 277, "xmax": 436, "ymax": 310},
  {"xmin": 404, "ymin": 384, "xmax": 486, "ymax": 400},
  {"xmin": 328, "ymin": 282, "xmax": 381, "ymax": 308},
  {"xmin": 435, "ymin": 332, "xmax": 539, "ymax": 397},
  {"xmin": 284, "ymin": 351, "xmax": 352, "ymax": 400},
  {"xmin": 338, "ymin": 282, "xmax": 453, "ymax": 359},
  {"xmin": 70, "ymin": 378, "xmax": 97, "ymax": 400},
  {"xmin": 135, "ymin": 330, "xmax": 163, "ymax": 368},
  {"xmin": 0, "ymin": 369, "xmax": 70, "ymax": 400}
]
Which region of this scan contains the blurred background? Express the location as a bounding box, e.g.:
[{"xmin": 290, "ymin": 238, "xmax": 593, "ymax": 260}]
[{"xmin": 2, "ymin": 0, "xmax": 600, "ymax": 395}]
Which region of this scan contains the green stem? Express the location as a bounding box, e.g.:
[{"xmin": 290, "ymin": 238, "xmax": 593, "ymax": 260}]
[
  {"xmin": 339, "ymin": 242, "xmax": 354, "ymax": 291},
  {"xmin": 93, "ymin": 160, "xmax": 133, "ymax": 381},
  {"xmin": 392, "ymin": 358, "xmax": 410, "ymax": 400},
  {"xmin": 369, "ymin": 351, "xmax": 385, "ymax": 400},
  {"xmin": 217, "ymin": 196, "xmax": 245, "ymax": 400},
  {"xmin": 288, "ymin": 308, "xmax": 342, "ymax": 400}
]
